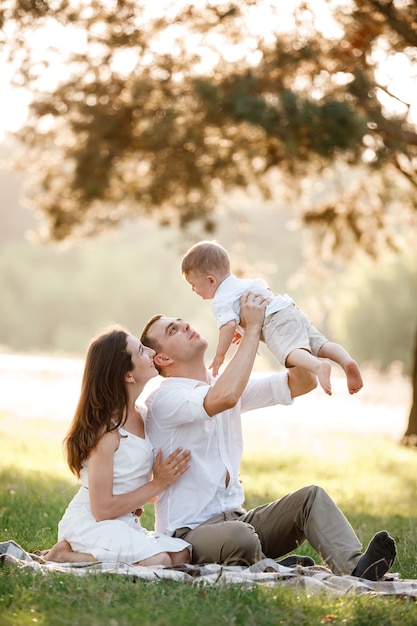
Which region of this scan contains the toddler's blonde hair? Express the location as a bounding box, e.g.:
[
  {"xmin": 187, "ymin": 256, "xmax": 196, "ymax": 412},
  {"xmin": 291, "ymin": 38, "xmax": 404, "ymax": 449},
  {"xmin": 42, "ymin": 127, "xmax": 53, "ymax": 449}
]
[{"xmin": 181, "ymin": 240, "xmax": 231, "ymax": 276}]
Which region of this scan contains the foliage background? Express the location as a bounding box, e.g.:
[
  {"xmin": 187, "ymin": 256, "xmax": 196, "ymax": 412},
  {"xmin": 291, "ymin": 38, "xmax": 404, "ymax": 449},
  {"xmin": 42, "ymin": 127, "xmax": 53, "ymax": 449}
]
[
  {"xmin": 1, "ymin": 0, "xmax": 416, "ymax": 441},
  {"xmin": 0, "ymin": 152, "xmax": 416, "ymax": 376}
]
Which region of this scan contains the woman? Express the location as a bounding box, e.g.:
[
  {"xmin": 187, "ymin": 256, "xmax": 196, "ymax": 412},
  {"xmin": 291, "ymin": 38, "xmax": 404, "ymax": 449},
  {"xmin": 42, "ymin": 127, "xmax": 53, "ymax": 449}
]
[{"xmin": 45, "ymin": 326, "xmax": 191, "ymax": 566}]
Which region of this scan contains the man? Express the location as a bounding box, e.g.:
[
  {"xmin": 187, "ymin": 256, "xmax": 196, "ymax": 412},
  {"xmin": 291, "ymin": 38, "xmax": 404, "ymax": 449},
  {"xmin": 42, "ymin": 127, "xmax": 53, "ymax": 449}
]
[{"xmin": 141, "ymin": 292, "xmax": 396, "ymax": 580}]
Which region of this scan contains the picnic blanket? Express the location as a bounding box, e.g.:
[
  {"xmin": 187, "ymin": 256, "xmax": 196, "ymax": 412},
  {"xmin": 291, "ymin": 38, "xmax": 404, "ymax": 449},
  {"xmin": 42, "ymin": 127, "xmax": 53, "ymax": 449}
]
[{"xmin": 2, "ymin": 540, "xmax": 417, "ymax": 597}]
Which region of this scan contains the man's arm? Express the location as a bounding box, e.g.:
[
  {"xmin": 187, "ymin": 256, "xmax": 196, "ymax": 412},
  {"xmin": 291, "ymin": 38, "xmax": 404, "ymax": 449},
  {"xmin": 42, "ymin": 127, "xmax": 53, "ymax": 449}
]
[
  {"xmin": 287, "ymin": 367, "xmax": 317, "ymax": 398},
  {"xmin": 203, "ymin": 292, "xmax": 266, "ymax": 416}
]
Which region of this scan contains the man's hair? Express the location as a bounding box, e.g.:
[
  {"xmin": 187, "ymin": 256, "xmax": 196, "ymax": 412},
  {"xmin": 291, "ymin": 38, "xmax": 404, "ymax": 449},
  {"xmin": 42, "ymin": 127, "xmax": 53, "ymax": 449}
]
[
  {"xmin": 140, "ymin": 314, "xmax": 166, "ymax": 375},
  {"xmin": 140, "ymin": 314, "xmax": 163, "ymax": 353},
  {"xmin": 181, "ymin": 240, "xmax": 230, "ymax": 276}
]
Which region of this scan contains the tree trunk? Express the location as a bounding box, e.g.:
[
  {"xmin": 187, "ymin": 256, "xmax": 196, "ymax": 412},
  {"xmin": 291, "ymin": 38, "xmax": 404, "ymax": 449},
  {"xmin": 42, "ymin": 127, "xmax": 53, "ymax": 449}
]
[{"xmin": 401, "ymin": 324, "xmax": 417, "ymax": 446}]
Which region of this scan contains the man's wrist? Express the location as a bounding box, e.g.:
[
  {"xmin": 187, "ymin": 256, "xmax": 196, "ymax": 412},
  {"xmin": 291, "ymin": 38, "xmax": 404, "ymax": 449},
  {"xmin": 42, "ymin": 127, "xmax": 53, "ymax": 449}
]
[{"xmin": 243, "ymin": 325, "xmax": 262, "ymax": 337}]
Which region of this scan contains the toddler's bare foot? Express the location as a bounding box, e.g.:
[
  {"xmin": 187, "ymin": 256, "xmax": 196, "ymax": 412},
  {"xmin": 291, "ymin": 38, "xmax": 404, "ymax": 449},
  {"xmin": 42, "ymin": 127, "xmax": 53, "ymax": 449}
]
[
  {"xmin": 344, "ymin": 359, "xmax": 363, "ymax": 394},
  {"xmin": 316, "ymin": 360, "xmax": 332, "ymax": 395}
]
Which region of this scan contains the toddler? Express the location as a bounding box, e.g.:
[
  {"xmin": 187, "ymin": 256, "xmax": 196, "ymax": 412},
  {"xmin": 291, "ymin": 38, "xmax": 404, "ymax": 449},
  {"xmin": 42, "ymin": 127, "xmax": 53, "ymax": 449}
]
[{"xmin": 181, "ymin": 240, "xmax": 363, "ymax": 395}]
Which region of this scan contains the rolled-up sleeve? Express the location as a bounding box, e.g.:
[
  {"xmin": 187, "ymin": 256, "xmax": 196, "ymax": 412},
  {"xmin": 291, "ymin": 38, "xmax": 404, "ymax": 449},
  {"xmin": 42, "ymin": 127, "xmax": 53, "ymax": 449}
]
[
  {"xmin": 212, "ymin": 303, "xmax": 239, "ymax": 328},
  {"xmin": 241, "ymin": 372, "xmax": 293, "ymax": 413}
]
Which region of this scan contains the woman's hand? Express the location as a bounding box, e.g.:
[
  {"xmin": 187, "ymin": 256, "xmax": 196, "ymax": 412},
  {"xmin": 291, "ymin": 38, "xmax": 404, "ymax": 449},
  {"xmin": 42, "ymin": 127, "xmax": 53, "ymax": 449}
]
[{"xmin": 152, "ymin": 447, "xmax": 191, "ymax": 490}]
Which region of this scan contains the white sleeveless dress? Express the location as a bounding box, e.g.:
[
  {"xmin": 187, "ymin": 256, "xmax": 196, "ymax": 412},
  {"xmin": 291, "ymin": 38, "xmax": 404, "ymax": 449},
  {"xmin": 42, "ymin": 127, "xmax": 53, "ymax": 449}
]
[{"xmin": 57, "ymin": 426, "xmax": 190, "ymax": 563}]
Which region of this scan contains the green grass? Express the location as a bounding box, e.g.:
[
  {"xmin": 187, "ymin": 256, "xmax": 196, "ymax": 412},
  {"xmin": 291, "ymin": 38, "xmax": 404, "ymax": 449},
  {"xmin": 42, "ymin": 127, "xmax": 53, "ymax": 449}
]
[{"xmin": 1, "ymin": 412, "xmax": 417, "ymax": 625}]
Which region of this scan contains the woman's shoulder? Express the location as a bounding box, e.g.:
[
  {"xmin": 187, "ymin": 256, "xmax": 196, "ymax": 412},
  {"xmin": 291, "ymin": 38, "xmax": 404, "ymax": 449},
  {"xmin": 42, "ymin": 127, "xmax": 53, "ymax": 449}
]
[{"xmin": 95, "ymin": 429, "xmax": 121, "ymax": 452}]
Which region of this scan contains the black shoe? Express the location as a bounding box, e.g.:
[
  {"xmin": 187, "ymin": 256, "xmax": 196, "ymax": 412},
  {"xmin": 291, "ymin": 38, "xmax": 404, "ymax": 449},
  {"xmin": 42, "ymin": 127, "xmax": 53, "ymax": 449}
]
[
  {"xmin": 276, "ymin": 555, "xmax": 315, "ymax": 567},
  {"xmin": 351, "ymin": 530, "xmax": 396, "ymax": 581}
]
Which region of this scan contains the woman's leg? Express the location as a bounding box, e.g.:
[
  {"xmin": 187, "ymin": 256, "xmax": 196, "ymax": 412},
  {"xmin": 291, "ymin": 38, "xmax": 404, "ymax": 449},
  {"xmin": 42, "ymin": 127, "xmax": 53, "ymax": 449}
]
[
  {"xmin": 135, "ymin": 552, "xmax": 172, "ymax": 567},
  {"xmin": 44, "ymin": 540, "xmax": 96, "ymax": 563},
  {"xmin": 169, "ymin": 548, "xmax": 191, "ymax": 566}
]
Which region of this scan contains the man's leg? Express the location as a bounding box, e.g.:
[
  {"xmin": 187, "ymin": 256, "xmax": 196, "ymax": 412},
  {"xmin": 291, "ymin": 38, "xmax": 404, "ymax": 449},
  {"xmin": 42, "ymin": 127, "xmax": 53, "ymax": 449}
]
[
  {"xmin": 242, "ymin": 484, "xmax": 383, "ymax": 575},
  {"xmin": 174, "ymin": 514, "xmax": 263, "ymax": 566}
]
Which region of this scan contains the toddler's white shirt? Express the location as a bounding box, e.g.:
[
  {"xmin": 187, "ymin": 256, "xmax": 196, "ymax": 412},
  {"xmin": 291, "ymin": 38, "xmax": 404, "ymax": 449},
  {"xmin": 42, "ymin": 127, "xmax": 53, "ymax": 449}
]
[{"xmin": 212, "ymin": 275, "xmax": 293, "ymax": 329}]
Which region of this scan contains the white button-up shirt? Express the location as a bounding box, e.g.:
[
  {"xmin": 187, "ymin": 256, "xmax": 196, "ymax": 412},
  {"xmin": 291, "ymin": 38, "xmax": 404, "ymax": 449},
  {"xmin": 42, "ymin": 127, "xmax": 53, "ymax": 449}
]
[{"xmin": 145, "ymin": 372, "xmax": 293, "ymax": 535}]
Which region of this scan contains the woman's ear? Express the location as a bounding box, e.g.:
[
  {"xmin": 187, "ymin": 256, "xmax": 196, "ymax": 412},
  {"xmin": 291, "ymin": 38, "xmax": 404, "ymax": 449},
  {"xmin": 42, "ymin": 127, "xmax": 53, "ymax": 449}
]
[{"xmin": 125, "ymin": 372, "xmax": 136, "ymax": 383}]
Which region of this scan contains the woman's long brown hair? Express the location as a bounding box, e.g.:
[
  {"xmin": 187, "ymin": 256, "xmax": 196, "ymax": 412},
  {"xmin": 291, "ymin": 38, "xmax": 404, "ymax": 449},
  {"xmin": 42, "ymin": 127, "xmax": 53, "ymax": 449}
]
[{"xmin": 64, "ymin": 326, "xmax": 132, "ymax": 478}]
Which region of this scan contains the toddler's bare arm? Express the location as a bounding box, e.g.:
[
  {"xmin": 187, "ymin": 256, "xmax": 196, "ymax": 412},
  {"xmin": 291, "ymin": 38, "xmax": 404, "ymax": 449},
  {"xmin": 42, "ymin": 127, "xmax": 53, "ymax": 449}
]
[{"xmin": 209, "ymin": 320, "xmax": 237, "ymax": 376}]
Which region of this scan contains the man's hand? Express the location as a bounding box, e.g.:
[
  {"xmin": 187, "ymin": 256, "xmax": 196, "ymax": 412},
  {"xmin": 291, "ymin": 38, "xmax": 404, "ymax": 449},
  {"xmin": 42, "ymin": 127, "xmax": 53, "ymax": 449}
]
[
  {"xmin": 239, "ymin": 291, "xmax": 269, "ymax": 333},
  {"xmin": 203, "ymin": 292, "xmax": 268, "ymax": 416}
]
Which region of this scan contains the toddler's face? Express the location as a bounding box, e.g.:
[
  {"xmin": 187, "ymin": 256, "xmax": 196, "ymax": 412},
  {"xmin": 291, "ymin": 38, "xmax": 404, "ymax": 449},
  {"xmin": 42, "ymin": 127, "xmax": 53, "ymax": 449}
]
[{"xmin": 184, "ymin": 271, "xmax": 217, "ymax": 300}]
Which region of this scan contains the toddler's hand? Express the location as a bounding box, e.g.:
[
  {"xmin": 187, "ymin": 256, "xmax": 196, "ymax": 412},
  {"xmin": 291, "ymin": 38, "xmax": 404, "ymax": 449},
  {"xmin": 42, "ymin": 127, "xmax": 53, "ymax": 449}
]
[{"xmin": 209, "ymin": 354, "xmax": 224, "ymax": 377}]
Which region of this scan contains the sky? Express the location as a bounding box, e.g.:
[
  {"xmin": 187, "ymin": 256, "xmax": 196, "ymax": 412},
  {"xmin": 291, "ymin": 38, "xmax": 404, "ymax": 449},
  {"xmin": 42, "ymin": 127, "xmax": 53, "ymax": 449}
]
[{"xmin": 0, "ymin": 0, "xmax": 416, "ymax": 142}]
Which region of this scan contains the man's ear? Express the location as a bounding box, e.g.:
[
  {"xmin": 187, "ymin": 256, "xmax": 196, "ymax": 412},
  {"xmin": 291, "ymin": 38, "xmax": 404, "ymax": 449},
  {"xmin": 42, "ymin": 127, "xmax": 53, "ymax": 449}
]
[
  {"xmin": 154, "ymin": 353, "xmax": 173, "ymax": 368},
  {"xmin": 207, "ymin": 274, "xmax": 217, "ymax": 287}
]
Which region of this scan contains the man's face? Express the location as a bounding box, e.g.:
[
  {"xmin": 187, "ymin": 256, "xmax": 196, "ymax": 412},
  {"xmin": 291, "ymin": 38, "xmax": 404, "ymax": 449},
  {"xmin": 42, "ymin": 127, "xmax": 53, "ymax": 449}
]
[{"xmin": 147, "ymin": 317, "xmax": 208, "ymax": 362}]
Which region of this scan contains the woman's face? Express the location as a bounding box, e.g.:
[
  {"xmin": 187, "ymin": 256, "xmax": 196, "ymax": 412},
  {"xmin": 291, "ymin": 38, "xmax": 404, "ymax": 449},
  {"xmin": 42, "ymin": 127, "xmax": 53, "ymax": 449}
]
[{"xmin": 126, "ymin": 335, "xmax": 158, "ymax": 387}]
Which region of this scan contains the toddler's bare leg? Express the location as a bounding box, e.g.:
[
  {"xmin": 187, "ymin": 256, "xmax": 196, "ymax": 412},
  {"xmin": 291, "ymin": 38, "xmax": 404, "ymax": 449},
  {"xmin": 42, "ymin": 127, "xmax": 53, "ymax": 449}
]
[
  {"xmin": 318, "ymin": 342, "xmax": 363, "ymax": 394},
  {"xmin": 286, "ymin": 348, "xmax": 332, "ymax": 395}
]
